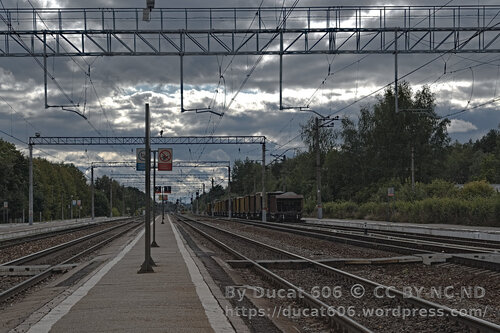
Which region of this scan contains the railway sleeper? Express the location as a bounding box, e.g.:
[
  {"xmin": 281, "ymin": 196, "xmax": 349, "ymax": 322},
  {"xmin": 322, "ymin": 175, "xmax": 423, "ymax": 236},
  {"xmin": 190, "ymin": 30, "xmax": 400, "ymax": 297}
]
[{"xmin": 0, "ymin": 264, "xmax": 78, "ymax": 276}]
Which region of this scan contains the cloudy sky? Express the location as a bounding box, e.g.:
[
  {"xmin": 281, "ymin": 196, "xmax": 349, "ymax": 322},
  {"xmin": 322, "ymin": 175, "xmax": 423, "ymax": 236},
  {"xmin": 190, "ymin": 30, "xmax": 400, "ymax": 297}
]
[{"xmin": 1, "ymin": 0, "xmax": 499, "ymax": 200}]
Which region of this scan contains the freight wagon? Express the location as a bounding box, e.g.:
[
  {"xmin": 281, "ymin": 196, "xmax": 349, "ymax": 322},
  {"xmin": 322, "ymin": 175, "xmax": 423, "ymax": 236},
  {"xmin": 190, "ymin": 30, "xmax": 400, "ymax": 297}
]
[{"xmin": 210, "ymin": 191, "xmax": 303, "ymax": 222}]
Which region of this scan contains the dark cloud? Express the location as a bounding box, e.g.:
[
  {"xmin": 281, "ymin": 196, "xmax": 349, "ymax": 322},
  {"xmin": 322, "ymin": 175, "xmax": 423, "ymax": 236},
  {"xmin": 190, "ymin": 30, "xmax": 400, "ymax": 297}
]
[{"xmin": 2, "ymin": 0, "xmax": 500, "ymax": 197}]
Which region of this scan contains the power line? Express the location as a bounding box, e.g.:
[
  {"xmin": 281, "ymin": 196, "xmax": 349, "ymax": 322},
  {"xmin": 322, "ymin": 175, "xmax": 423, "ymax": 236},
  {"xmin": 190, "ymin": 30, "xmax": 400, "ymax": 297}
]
[
  {"xmin": 195, "ymin": 1, "xmax": 300, "ymax": 162},
  {"xmin": 7, "ymin": 1, "xmax": 125, "ymax": 157},
  {"xmin": 440, "ymin": 95, "xmax": 500, "ymax": 119},
  {"xmin": 0, "ymin": 129, "xmax": 27, "ymax": 145},
  {"xmin": 0, "ymin": 95, "xmax": 38, "ymax": 132}
]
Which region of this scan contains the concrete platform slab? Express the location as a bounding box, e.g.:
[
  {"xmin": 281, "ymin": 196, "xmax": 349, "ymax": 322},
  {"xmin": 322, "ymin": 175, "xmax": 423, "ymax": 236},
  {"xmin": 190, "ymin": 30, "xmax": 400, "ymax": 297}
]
[
  {"xmin": 0, "ymin": 217, "xmax": 126, "ymax": 241},
  {"xmin": 19, "ymin": 215, "xmax": 234, "ymax": 333},
  {"xmin": 305, "ymin": 218, "xmax": 500, "ymax": 242}
]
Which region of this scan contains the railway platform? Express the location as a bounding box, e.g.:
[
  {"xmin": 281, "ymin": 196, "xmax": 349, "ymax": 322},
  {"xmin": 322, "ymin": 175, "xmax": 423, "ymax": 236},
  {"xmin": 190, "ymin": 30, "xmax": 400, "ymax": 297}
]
[
  {"xmin": 0, "ymin": 217, "xmax": 125, "ymax": 241},
  {"xmin": 305, "ymin": 217, "xmax": 500, "ymax": 242},
  {"xmin": 11, "ymin": 215, "xmax": 236, "ymax": 333}
]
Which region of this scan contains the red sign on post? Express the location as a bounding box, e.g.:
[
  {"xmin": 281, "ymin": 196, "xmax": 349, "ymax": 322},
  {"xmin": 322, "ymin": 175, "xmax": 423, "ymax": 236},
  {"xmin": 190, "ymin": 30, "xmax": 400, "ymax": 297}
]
[{"xmin": 158, "ymin": 148, "xmax": 173, "ymax": 171}]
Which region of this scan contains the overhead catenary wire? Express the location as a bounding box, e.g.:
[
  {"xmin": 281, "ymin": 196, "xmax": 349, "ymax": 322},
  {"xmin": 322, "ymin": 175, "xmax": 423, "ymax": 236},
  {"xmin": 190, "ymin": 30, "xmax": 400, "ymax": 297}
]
[
  {"xmin": 0, "ymin": 129, "xmax": 27, "ymax": 145},
  {"xmin": 440, "ymin": 95, "xmax": 500, "ymax": 119},
  {"xmin": 194, "ymin": 1, "xmax": 301, "ymax": 163},
  {"xmin": 4, "ymin": 2, "xmax": 127, "ymax": 158},
  {"xmin": 0, "ymin": 2, "xmax": 79, "ymax": 112}
]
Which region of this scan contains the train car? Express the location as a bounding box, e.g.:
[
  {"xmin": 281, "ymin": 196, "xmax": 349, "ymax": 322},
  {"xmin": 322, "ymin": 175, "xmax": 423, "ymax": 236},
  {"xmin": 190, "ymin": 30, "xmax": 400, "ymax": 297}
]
[
  {"xmin": 224, "ymin": 198, "xmax": 230, "ymax": 217},
  {"xmin": 268, "ymin": 192, "xmax": 304, "ymax": 222},
  {"xmin": 265, "ymin": 191, "xmax": 284, "ymax": 221},
  {"xmin": 247, "ymin": 194, "xmax": 256, "ymax": 219},
  {"xmin": 238, "ymin": 197, "xmax": 244, "ymax": 218},
  {"xmin": 211, "ymin": 191, "xmax": 303, "ymax": 222},
  {"xmin": 231, "ymin": 197, "xmax": 237, "ymax": 217},
  {"xmin": 243, "ymin": 195, "xmax": 250, "ymax": 218},
  {"xmin": 254, "ymin": 192, "xmax": 262, "ymax": 219}
]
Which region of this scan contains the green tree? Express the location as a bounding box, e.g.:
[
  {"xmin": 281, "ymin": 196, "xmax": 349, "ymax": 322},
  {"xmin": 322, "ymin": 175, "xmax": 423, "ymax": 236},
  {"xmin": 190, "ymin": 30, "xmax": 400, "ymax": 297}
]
[
  {"xmin": 231, "ymin": 158, "xmax": 263, "ymax": 195},
  {"xmin": 0, "ymin": 139, "xmax": 28, "ymax": 222},
  {"xmin": 339, "ymin": 82, "xmax": 450, "ymax": 188},
  {"xmin": 300, "ymin": 116, "xmax": 337, "ymax": 155}
]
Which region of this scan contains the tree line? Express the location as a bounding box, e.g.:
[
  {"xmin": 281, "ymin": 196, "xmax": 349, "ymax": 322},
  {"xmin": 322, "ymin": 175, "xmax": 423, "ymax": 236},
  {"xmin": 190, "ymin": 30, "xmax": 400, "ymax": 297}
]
[
  {"xmin": 200, "ymin": 82, "xmax": 500, "ymax": 225},
  {"xmin": 0, "ymin": 140, "xmax": 147, "ymax": 223}
]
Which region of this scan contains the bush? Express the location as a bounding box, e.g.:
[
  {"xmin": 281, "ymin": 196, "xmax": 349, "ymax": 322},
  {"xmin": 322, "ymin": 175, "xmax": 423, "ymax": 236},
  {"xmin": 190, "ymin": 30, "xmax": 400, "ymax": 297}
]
[
  {"xmin": 112, "ymin": 207, "xmax": 121, "ymax": 217},
  {"xmin": 424, "ymin": 179, "xmax": 458, "ymax": 198},
  {"xmin": 321, "ymin": 196, "xmax": 500, "ymax": 227},
  {"xmin": 397, "ymin": 182, "xmax": 427, "ymax": 201},
  {"xmin": 459, "ymin": 180, "xmax": 496, "ymax": 199},
  {"xmin": 323, "ymin": 201, "xmax": 358, "ymax": 218},
  {"xmin": 303, "ymin": 198, "xmax": 316, "ymax": 216},
  {"xmin": 366, "ymin": 179, "xmax": 401, "ymax": 203}
]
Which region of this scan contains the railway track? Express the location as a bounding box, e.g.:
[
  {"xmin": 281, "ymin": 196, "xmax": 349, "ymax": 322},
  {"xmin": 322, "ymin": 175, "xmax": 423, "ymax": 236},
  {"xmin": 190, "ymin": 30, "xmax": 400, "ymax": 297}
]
[
  {"xmin": 0, "ymin": 218, "xmax": 131, "ymax": 251},
  {"xmin": 226, "ymin": 217, "xmax": 499, "ymax": 253},
  {"xmin": 176, "ymin": 215, "xmax": 500, "ymax": 333},
  {"xmin": 303, "ymin": 221, "xmax": 500, "ymax": 250},
  {"xmin": 0, "ymin": 217, "xmax": 142, "ymax": 303},
  {"xmin": 204, "ymin": 216, "xmax": 500, "ymax": 272}
]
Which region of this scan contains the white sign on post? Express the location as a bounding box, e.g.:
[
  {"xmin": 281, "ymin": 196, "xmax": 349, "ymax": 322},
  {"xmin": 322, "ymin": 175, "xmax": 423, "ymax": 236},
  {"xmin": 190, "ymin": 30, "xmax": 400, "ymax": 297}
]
[{"xmin": 136, "ymin": 148, "xmax": 146, "ymax": 171}]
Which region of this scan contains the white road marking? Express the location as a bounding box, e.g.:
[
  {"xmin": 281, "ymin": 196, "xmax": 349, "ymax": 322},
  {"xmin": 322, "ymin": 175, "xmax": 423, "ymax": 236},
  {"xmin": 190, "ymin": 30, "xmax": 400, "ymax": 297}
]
[
  {"xmin": 26, "ymin": 228, "xmax": 145, "ymax": 333},
  {"xmin": 169, "ymin": 214, "xmax": 235, "ymax": 333}
]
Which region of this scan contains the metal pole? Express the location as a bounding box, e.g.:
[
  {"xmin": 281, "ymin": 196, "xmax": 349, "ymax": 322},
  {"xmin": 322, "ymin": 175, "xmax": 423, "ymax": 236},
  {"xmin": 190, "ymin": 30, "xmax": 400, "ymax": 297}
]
[
  {"xmin": 180, "ymin": 55, "xmax": 184, "ymax": 112},
  {"xmin": 43, "ymin": 31, "xmax": 48, "ymax": 108},
  {"xmin": 61, "ymin": 193, "xmax": 63, "ymax": 220},
  {"xmin": 315, "ymin": 117, "xmax": 322, "ymax": 219},
  {"xmin": 139, "ymin": 103, "xmax": 154, "ymax": 273},
  {"xmin": 91, "ymin": 165, "xmax": 95, "ymax": 220},
  {"xmin": 279, "ymin": 31, "xmax": 283, "ymax": 110},
  {"xmin": 29, "ymin": 143, "xmax": 33, "ymax": 225},
  {"xmin": 161, "ymin": 197, "xmax": 165, "ymax": 224},
  {"xmin": 262, "ymin": 140, "xmax": 266, "ymax": 222},
  {"xmin": 411, "ymin": 145, "xmax": 415, "ymax": 190},
  {"xmin": 70, "ymin": 195, "xmax": 73, "ymax": 220},
  {"xmin": 228, "ymin": 165, "xmax": 231, "ymax": 219},
  {"xmin": 151, "ymin": 150, "xmax": 159, "ymax": 247},
  {"xmin": 109, "ymin": 179, "xmax": 113, "ymax": 217},
  {"xmin": 394, "ymin": 30, "xmax": 398, "ymax": 114}
]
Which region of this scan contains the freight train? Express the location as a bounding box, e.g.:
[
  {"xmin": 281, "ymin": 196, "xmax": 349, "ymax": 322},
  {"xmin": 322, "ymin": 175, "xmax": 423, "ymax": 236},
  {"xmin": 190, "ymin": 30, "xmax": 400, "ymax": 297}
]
[{"xmin": 208, "ymin": 191, "xmax": 303, "ymax": 222}]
